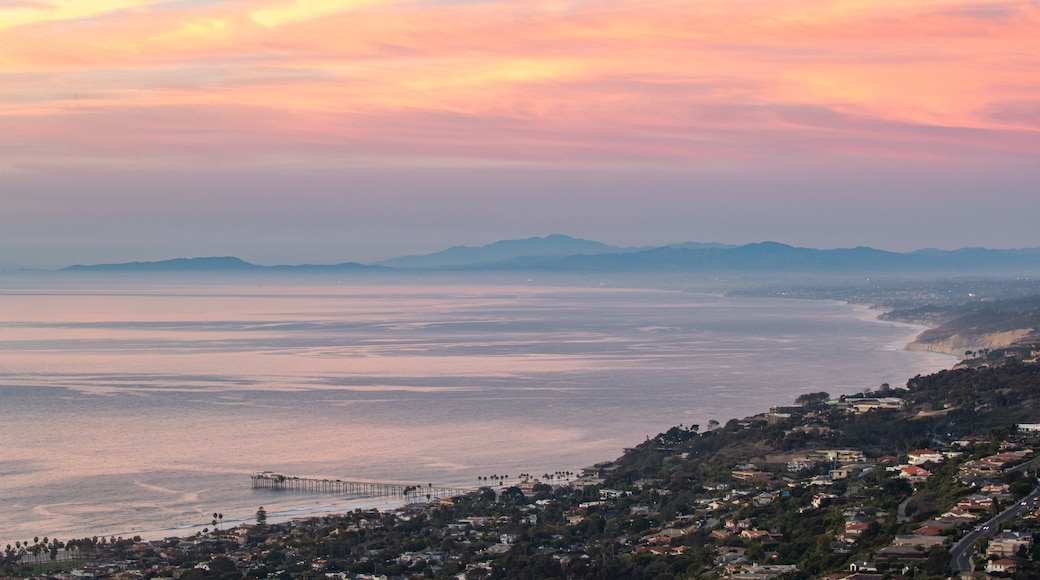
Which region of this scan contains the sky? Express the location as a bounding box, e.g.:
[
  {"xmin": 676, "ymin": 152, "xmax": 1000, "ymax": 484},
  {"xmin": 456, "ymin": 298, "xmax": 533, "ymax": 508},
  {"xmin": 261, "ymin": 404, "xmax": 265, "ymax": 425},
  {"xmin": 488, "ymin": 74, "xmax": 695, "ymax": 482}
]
[{"xmin": 1, "ymin": 0, "xmax": 1039, "ymax": 268}]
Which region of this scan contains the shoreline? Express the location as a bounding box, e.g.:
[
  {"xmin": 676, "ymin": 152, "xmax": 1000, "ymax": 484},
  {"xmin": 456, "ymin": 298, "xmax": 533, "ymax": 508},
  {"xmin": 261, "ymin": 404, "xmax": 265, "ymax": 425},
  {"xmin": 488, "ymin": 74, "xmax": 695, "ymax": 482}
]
[
  {"xmin": 108, "ymin": 496, "xmax": 411, "ymax": 545},
  {"xmin": 106, "ymin": 303, "xmax": 960, "ymax": 547},
  {"xmin": 0, "ymin": 290, "xmax": 961, "ymax": 549},
  {"xmin": 842, "ymin": 301, "xmax": 938, "ymax": 352}
]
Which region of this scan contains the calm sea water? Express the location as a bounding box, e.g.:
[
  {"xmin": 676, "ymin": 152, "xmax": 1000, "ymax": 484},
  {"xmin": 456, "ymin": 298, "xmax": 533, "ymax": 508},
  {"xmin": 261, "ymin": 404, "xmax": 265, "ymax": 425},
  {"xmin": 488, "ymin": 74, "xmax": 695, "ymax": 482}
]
[{"xmin": 0, "ymin": 275, "xmax": 955, "ymax": 545}]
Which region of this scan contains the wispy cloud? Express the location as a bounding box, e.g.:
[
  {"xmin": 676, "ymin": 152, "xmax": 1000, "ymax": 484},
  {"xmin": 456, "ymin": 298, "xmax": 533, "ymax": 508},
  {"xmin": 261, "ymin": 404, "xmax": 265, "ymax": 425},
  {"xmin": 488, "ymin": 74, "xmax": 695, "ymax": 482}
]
[{"xmin": 2, "ymin": 0, "xmax": 1038, "ymax": 168}]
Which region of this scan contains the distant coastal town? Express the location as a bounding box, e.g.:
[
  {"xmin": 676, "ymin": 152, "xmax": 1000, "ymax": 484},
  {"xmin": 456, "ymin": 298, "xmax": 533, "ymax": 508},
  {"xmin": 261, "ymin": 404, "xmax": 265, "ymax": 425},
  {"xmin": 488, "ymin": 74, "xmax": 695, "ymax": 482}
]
[{"xmin": 6, "ymin": 345, "xmax": 1040, "ymax": 579}]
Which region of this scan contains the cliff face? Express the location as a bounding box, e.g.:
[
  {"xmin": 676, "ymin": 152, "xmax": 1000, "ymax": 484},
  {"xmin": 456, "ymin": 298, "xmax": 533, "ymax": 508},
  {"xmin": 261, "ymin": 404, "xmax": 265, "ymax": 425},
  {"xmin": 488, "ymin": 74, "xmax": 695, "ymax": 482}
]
[
  {"xmin": 885, "ymin": 301, "xmax": 1040, "ymax": 358},
  {"xmin": 906, "ymin": 328, "xmax": 1034, "ymax": 356}
]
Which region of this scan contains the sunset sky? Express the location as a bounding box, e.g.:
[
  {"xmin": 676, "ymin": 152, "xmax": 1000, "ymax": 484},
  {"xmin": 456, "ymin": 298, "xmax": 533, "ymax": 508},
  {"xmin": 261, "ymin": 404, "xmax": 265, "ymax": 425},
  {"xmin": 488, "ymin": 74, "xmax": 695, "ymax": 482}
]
[{"xmin": 2, "ymin": 0, "xmax": 1038, "ymax": 268}]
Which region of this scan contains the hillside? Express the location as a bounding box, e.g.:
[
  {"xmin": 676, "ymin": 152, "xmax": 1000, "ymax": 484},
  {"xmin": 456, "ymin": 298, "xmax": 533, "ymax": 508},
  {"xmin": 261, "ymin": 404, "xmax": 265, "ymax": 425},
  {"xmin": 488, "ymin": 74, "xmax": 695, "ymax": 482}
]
[{"xmin": 886, "ymin": 296, "xmax": 1040, "ymax": 356}]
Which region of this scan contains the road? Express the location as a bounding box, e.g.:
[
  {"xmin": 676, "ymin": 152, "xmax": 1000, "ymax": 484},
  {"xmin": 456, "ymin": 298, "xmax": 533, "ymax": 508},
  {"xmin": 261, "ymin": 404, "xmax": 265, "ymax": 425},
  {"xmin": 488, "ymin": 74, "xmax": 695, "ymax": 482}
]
[
  {"xmin": 897, "ymin": 495, "xmax": 912, "ymax": 524},
  {"xmin": 948, "ymin": 483, "xmax": 1040, "ymax": 573}
]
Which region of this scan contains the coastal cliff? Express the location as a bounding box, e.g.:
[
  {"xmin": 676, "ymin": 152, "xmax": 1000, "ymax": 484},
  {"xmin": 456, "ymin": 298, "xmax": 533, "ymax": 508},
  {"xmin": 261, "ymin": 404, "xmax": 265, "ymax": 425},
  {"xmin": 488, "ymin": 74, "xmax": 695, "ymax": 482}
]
[
  {"xmin": 906, "ymin": 327, "xmax": 1035, "ymax": 356},
  {"xmin": 882, "ymin": 297, "xmax": 1040, "ymax": 357}
]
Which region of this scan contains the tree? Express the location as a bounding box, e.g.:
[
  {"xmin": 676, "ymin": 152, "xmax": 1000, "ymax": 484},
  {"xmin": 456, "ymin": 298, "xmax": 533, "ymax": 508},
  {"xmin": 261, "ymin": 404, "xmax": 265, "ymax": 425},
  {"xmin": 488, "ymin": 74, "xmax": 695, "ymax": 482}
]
[
  {"xmin": 795, "ymin": 392, "xmax": 831, "ymax": 409},
  {"xmin": 208, "ymin": 556, "xmax": 238, "ymax": 577},
  {"xmin": 923, "ymin": 546, "xmax": 950, "ymax": 576},
  {"xmin": 256, "ymin": 506, "xmax": 268, "ymax": 526},
  {"xmin": 1010, "ymin": 480, "xmax": 1034, "ymax": 498}
]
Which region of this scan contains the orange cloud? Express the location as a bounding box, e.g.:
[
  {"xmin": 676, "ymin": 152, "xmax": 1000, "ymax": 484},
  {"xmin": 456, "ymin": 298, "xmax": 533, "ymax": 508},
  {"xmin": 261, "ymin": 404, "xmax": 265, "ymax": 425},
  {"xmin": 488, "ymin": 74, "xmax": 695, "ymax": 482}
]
[{"xmin": 1, "ymin": 0, "xmax": 1038, "ymax": 168}]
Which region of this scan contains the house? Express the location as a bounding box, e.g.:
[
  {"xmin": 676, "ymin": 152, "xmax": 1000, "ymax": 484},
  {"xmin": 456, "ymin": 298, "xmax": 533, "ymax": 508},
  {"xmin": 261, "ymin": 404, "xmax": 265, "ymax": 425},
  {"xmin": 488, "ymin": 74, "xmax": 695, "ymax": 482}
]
[
  {"xmin": 912, "ymin": 524, "xmax": 951, "ymax": 536},
  {"xmin": 753, "ymin": 491, "xmax": 777, "ymax": 506},
  {"xmin": 907, "ymin": 449, "xmax": 944, "ymax": 465},
  {"xmin": 636, "ymin": 545, "xmax": 686, "ymax": 556},
  {"xmin": 725, "ymin": 518, "xmax": 753, "ymax": 531},
  {"xmin": 812, "ymin": 493, "xmax": 839, "ymax": 508},
  {"xmin": 994, "ymin": 450, "xmax": 1031, "ymax": 464},
  {"xmin": 732, "ymin": 470, "xmax": 773, "ymax": 483},
  {"xmin": 740, "ymin": 529, "xmax": 771, "ymax": 540},
  {"xmin": 961, "ymin": 460, "xmax": 1003, "ymax": 477},
  {"xmin": 899, "ymin": 465, "xmax": 932, "ymax": 482},
  {"xmin": 739, "ymin": 564, "xmax": 799, "ymax": 578},
  {"xmin": 956, "ymin": 495, "xmax": 994, "ymax": 512},
  {"xmin": 987, "ymin": 558, "xmax": 1016, "ymax": 574},
  {"xmin": 981, "ymin": 483, "xmax": 1011, "ymax": 495},
  {"xmin": 710, "ymin": 529, "xmax": 733, "ymax": 540},
  {"xmin": 795, "ymin": 423, "xmax": 834, "ymax": 436},
  {"xmin": 844, "ymin": 397, "xmax": 903, "ymax": 413},
  {"xmin": 987, "ymin": 531, "xmax": 1033, "ymax": 557},
  {"xmin": 892, "ymin": 535, "xmax": 947, "ymax": 548},
  {"xmin": 875, "ymin": 544, "xmax": 930, "ymax": 562},
  {"xmin": 808, "ymin": 449, "xmax": 866, "ymax": 463},
  {"xmin": 849, "ymin": 561, "xmax": 878, "ymax": 572},
  {"xmin": 787, "ymin": 459, "xmax": 817, "ymax": 472},
  {"xmin": 769, "ymin": 405, "xmax": 804, "ymax": 415},
  {"xmin": 952, "ymin": 435, "xmax": 987, "ymax": 447},
  {"xmin": 938, "ymin": 508, "xmax": 979, "ymax": 523},
  {"xmin": 842, "ymin": 521, "xmax": 869, "ymax": 536}
]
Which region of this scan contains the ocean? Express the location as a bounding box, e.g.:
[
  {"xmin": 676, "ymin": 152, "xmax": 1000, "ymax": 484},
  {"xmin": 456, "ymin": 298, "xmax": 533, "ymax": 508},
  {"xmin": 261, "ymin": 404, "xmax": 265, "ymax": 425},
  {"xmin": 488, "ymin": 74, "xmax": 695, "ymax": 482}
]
[{"xmin": 0, "ymin": 274, "xmax": 955, "ymax": 545}]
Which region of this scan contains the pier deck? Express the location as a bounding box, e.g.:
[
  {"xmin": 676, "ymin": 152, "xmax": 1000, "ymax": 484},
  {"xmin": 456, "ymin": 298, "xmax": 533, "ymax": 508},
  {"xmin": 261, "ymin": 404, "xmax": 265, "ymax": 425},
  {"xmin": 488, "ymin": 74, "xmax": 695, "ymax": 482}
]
[{"xmin": 251, "ymin": 472, "xmax": 473, "ymax": 502}]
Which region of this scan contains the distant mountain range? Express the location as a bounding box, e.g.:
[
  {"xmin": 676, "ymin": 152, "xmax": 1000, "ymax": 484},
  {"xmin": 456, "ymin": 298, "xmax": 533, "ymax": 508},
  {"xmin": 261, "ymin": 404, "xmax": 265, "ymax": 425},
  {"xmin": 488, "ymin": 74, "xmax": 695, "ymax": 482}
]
[
  {"xmin": 56, "ymin": 235, "xmax": 1040, "ymax": 274},
  {"xmin": 60, "ymin": 256, "xmax": 379, "ymax": 273},
  {"xmin": 375, "ymin": 234, "xmax": 733, "ymax": 268}
]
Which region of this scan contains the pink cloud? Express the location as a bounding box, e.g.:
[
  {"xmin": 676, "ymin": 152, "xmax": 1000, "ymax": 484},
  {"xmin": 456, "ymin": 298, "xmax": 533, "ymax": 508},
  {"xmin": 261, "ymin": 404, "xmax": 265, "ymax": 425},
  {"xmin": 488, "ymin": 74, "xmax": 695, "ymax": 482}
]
[{"xmin": 2, "ymin": 0, "xmax": 1039, "ymax": 169}]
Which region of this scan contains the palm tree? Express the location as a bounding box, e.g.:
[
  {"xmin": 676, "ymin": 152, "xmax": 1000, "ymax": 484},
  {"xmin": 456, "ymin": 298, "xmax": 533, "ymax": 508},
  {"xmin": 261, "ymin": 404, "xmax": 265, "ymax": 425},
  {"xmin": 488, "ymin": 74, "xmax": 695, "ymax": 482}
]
[{"xmin": 48, "ymin": 538, "xmax": 62, "ymax": 562}]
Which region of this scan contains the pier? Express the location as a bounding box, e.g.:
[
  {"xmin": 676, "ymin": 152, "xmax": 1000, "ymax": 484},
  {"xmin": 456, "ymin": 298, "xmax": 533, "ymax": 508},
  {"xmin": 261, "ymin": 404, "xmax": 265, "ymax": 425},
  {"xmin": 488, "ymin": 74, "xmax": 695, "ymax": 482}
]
[{"xmin": 251, "ymin": 472, "xmax": 473, "ymax": 502}]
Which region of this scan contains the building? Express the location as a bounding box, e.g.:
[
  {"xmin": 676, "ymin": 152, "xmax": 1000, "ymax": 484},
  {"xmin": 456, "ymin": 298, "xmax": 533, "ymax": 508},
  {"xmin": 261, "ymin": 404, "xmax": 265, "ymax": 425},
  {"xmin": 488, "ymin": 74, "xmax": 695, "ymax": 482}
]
[
  {"xmin": 987, "ymin": 559, "xmax": 1016, "ymax": 574},
  {"xmin": 732, "ymin": 470, "xmax": 773, "ymax": 483},
  {"xmin": 899, "ymin": 465, "xmax": 932, "ymax": 483},
  {"xmin": 907, "ymin": 449, "xmax": 944, "ymax": 465},
  {"xmin": 808, "ymin": 449, "xmax": 866, "ymax": 463},
  {"xmin": 987, "ymin": 531, "xmax": 1033, "ymax": 557},
  {"xmin": 844, "ymin": 397, "xmax": 903, "ymax": 413}
]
